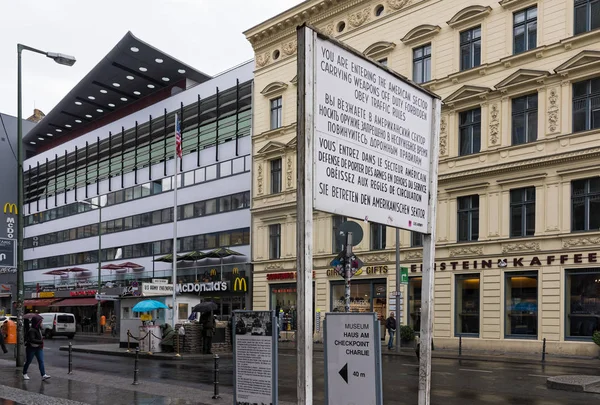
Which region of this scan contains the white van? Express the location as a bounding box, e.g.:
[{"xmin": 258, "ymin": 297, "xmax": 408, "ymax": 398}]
[{"xmin": 39, "ymin": 313, "xmax": 76, "ymax": 339}]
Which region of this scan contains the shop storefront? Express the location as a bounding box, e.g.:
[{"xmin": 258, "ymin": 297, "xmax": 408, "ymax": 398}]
[{"xmin": 267, "ymin": 271, "xmax": 315, "ymax": 333}]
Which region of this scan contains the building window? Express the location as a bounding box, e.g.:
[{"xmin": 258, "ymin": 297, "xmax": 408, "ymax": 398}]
[
  {"xmin": 572, "ymin": 77, "xmax": 600, "ymax": 133},
  {"xmin": 566, "ymin": 269, "xmax": 600, "ymax": 339},
  {"xmin": 332, "ymin": 215, "xmax": 347, "ymax": 253},
  {"xmin": 408, "ymin": 277, "xmax": 422, "ymax": 333},
  {"xmin": 378, "ymin": 58, "xmax": 388, "ymax": 66},
  {"xmin": 505, "ymin": 272, "xmax": 538, "ymax": 338},
  {"xmin": 459, "ymin": 108, "xmax": 481, "ymax": 156},
  {"xmin": 270, "ymin": 158, "xmax": 282, "ymax": 194},
  {"xmin": 269, "ymin": 224, "xmax": 281, "ymax": 259},
  {"xmin": 411, "ymin": 231, "xmax": 423, "ymax": 247},
  {"xmin": 574, "ymin": 0, "xmax": 600, "ymax": 35},
  {"xmin": 510, "ymin": 187, "xmax": 536, "ymax": 237},
  {"xmin": 512, "ymin": 94, "xmax": 538, "ymax": 145},
  {"xmin": 457, "ymin": 195, "xmax": 479, "ymax": 242},
  {"xmin": 513, "ymin": 6, "xmax": 537, "ymax": 54},
  {"xmin": 572, "ymin": 177, "xmax": 600, "ymax": 231},
  {"xmin": 460, "ymin": 26, "xmax": 481, "ymax": 71},
  {"xmin": 270, "ymin": 97, "xmax": 282, "ymax": 130},
  {"xmin": 370, "ymin": 224, "xmax": 386, "ymax": 250},
  {"xmin": 412, "ymin": 44, "xmax": 431, "ymax": 84},
  {"xmin": 455, "ymin": 274, "xmax": 480, "ymax": 336}
]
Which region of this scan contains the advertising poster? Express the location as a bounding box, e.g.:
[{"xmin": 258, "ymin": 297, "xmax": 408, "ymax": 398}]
[{"xmin": 233, "ymin": 310, "xmax": 278, "ymax": 405}]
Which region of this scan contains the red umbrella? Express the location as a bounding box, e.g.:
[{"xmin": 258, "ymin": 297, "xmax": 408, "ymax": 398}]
[
  {"xmin": 101, "ymin": 264, "xmax": 122, "ymax": 270},
  {"xmin": 117, "ymin": 262, "xmax": 145, "ymax": 271},
  {"xmin": 43, "ymin": 270, "xmax": 67, "ymax": 276},
  {"xmin": 65, "ymin": 267, "xmax": 87, "ymax": 273}
]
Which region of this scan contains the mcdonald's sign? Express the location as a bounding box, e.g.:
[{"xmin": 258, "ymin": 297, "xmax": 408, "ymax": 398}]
[
  {"xmin": 232, "ymin": 267, "xmax": 239, "ymax": 275},
  {"xmin": 233, "ymin": 277, "xmax": 247, "ymax": 292},
  {"xmin": 3, "ymin": 203, "xmax": 17, "ymax": 215},
  {"xmin": 210, "ymin": 269, "xmax": 217, "ymax": 277}
]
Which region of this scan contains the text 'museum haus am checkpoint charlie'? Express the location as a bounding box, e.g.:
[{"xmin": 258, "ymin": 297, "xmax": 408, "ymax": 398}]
[
  {"xmin": 245, "ymin": 0, "xmax": 600, "ymax": 356},
  {"xmin": 21, "ymin": 32, "xmax": 253, "ymax": 336}
]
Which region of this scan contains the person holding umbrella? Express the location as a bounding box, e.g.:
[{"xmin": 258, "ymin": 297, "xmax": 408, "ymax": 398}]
[
  {"xmin": 23, "ymin": 314, "xmax": 50, "ymax": 381},
  {"xmin": 201, "ymin": 312, "xmax": 215, "ymax": 354}
]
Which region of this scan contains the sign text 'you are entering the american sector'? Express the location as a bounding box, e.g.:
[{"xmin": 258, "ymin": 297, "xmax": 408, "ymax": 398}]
[{"xmin": 314, "ymin": 36, "xmax": 434, "ymax": 233}]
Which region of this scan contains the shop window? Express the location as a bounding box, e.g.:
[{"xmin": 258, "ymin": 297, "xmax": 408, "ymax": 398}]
[
  {"xmin": 574, "ymin": 0, "xmax": 600, "ymax": 35},
  {"xmin": 571, "ymin": 177, "xmax": 600, "ymax": 231},
  {"xmin": 412, "ymin": 44, "xmax": 431, "ymax": 84},
  {"xmin": 455, "ymin": 274, "xmax": 480, "ymax": 336},
  {"xmin": 566, "ymin": 269, "xmax": 600, "ymax": 338},
  {"xmin": 459, "ymin": 108, "xmax": 481, "ymax": 156},
  {"xmin": 460, "ymin": 26, "xmax": 481, "ymax": 71},
  {"xmin": 371, "ymin": 224, "xmax": 386, "ymax": 250},
  {"xmin": 408, "ymin": 277, "xmax": 422, "ymax": 333},
  {"xmin": 178, "ymin": 303, "xmax": 189, "ymax": 321},
  {"xmin": 270, "ymin": 158, "xmax": 282, "ymax": 194},
  {"xmin": 572, "ymin": 77, "xmax": 600, "ymax": 133},
  {"xmin": 505, "ymin": 272, "xmax": 538, "ymax": 338},
  {"xmin": 332, "ymin": 215, "xmax": 347, "ymax": 253},
  {"xmin": 411, "ymin": 231, "xmax": 423, "ymax": 247},
  {"xmin": 270, "ymin": 97, "xmax": 283, "ymax": 130},
  {"xmin": 513, "ymin": 6, "xmax": 537, "ymax": 54},
  {"xmin": 512, "ymin": 94, "xmax": 538, "ymax": 145},
  {"xmin": 457, "ymin": 195, "xmax": 479, "ymax": 242},
  {"xmin": 510, "ymin": 187, "xmax": 536, "ymax": 237},
  {"xmin": 331, "ymin": 282, "xmax": 374, "ymax": 313},
  {"xmin": 271, "ymin": 284, "xmax": 297, "ymax": 331},
  {"xmin": 269, "ymin": 224, "xmax": 281, "ymax": 259}
]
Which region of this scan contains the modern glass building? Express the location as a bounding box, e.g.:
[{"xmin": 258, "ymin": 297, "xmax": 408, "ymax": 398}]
[{"xmin": 21, "ymin": 32, "xmax": 253, "ymax": 329}]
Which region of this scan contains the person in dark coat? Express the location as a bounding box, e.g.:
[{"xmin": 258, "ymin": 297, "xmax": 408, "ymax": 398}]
[
  {"xmin": 160, "ymin": 323, "xmax": 176, "ymax": 352},
  {"xmin": 23, "ymin": 316, "xmax": 50, "ymax": 380},
  {"xmin": 385, "ymin": 312, "xmax": 397, "ymax": 350},
  {"xmin": 201, "ymin": 313, "xmax": 215, "ymax": 354}
]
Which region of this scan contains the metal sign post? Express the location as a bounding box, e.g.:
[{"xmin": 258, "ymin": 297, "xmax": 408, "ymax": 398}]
[{"xmin": 344, "ymin": 232, "xmax": 352, "ymax": 312}]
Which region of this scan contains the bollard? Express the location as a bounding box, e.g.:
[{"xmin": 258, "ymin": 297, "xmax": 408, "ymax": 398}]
[
  {"xmin": 132, "ymin": 347, "xmax": 140, "ymax": 385},
  {"xmin": 127, "ymin": 329, "xmax": 131, "ymax": 353},
  {"xmin": 541, "ymin": 337, "xmax": 546, "ymax": 363},
  {"xmin": 212, "ymin": 353, "xmax": 221, "ymax": 399},
  {"xmin": 459, "ymin": 335, "xmax": 462, "ymax": 357},
  {"xmin": 68, "ymin": 342, "xmax": 73, "ymax": 374}
]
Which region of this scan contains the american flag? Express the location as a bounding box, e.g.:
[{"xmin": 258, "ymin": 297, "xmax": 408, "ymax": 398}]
[{"xmin": 175, "ymin": 114, "xmax": 182, "ymax": 158}]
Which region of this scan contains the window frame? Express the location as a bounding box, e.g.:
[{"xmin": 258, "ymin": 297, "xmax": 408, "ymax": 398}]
[
  {"xmin": 370, "ymin": 224, "xmax": 387, "ymax": 250},
  {"xmin": 574, "ymin": 0, "xmax": 600, "ymax": 35},
  {"xmin": 457, "ymin": 195, "xmax": 480, "ymax": 242},
  {"xmin": 411, "ymin": 231, "xmax": 423, "ymax": 247},
  {"xmin": 332, "ymin": 215, "xmax": 347, "ymax": 253},
  {"xmin": 511, "ymin": 94, "xmax": 538, "ymax": 145},
  {"xmin": 270, "ymin": 158, "xmax": 283, "ymax": 194},
  {"xmin": 459, "ymin": 26, "xmax": 482, "ymax": 71},
  {"xmin": 269, "ymin": 224, "xmax": 281, "ymax": 260},
  {"xmin": 270, "ymin": 96, "xmax": 283, "ymax": 130},
  {"xmin": 509, "ymin": 187, "xmax": 536, "ymax": 238},
  {"xmin": 571, "ymin": 177, "xmax": 600, "ymax": 232},
  {"xmin": 455, "ymin": 274, "xmax": 481, "ymax": 338},
  {"xmin": 504, "ymin": 271, "xmax": 539, "ymax": 339},
  {"xmin": 459, "ymin": 108, "xmax": 481, "ymax": 156},
  {"xmin": 572, "ymin": 77, "xmax": 600, "ymax": 133},
  {"xmin": 564, "ymin": 268, "xmax": 600, "ymax": 341},
  {"xmin": 513, "ymin": 6, "xmax": 537, "ymax": 54},
  {"xmin": 412, "ymin": 43, "xmax": 431, "ymax": 84}
]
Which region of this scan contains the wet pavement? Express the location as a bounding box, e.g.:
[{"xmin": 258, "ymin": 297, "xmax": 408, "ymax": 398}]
[{"xmin": 0, "ymin": 336, "xmax": 599, "ymax": 404}]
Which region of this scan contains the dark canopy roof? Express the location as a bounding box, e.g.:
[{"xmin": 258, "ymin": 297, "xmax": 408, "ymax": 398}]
[{"xmin": 24, "ymin": 31, "xmax": 211, "ymax": 146}]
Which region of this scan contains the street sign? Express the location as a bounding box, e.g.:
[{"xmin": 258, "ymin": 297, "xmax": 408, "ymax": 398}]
[
  {"xmin": 324, "ymin": 312, "xmax": 382, "ymax": 405},
  {"xmin": 312, "ymin": 34, "xmax": 436, "ymax": 233},
  {"xmin": 337, "ymin": 221, "xmax": 363, "ymax": 246},
  {"xmin": 95, "ymin": 294, "xmax": 119, "ymax": 301},
  {"xmin": 400, "ymin": 267, "xmax": 409, "ymax": 284},
  {"xmin": 0, "ymin": 238, "xmax": 16, "ymax": 268}
]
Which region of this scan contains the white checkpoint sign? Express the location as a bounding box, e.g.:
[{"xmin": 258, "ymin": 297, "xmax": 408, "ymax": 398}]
[
  {"xmin": 312, "ymin": 36, "xmax": 435, "ymax": 233},
  {"xmin": 324, "ymin": 312, "xmax": 382, "ymax": 405}
]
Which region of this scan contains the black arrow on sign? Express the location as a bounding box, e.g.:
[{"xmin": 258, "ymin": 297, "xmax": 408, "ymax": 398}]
[{"xmin": 339, "ymin": 363, "xmax": 348, "ymax": 384}]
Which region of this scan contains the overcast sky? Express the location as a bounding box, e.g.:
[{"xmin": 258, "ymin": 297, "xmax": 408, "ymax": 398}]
[{"xmin": 0, "ymin": 0, "xmax": 303, "ymax": 118}]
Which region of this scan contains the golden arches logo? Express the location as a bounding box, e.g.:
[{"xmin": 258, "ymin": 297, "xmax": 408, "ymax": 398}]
[
  {"xmin": 232, "ymin": 267, "xmax": 239, "ymax": 275},
  {"xmin": 210, "ymin": 269, "xmax": 217, "ymax": 277},
  {"xmin": 3, "ymin": 203, "xmax": 17, "ymax": 215},
  {"xmin": 233, "ymin": 277, "xmax": 247, "ymax": 292}
]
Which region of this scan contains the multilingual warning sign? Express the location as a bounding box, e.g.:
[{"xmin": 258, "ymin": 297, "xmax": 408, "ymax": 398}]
[
  {"xmin": 324, "ymin": 312, "xmax": 382, "ymax": 405},
  {"xmin": 312, "ymin": 35, "xmax": 436, "ymax": 233}
]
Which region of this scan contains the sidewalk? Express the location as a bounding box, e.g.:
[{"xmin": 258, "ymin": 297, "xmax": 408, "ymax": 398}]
[
  {"xmin": 278, "ymin": 340, "xmax": 600, "ymax": 370},
  {"xmin": 0, "ymin": 358, "xmax": 295, "ymax": 405}
]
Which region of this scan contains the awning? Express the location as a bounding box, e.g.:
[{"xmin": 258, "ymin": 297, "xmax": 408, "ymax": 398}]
[
  {"xmin": 53, "ymin": 298, "xmax": 99, "ymax": 307},
  {"xmin": 24, "ymin": 299, "xmax": 58, "ymax": 307}
]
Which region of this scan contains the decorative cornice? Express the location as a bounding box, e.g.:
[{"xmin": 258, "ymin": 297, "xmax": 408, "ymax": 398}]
[
  {"xmin": 257, "ymin": 140, "xmax": 287, "ymax": 155},
  {"xmin": 256, "ymin": 52, "xmax": 270, "ymax": 67},
  {"xmin": 364, "ymin": 253, "xmax": 389, "ymax": 262},
  {"xmin": 444, "ymin": 85, "xmax": 492, "ymax": 105},
  {"xmin": 502, "ymin": 242, "xmax": 540, "ymax": 253},
  {"xmin": 449, "ymin": 246, "xmax": 484, "ymax": 257},
  {"xmin": 401, "ymin": 24, "xmax": 441, "ymax": 45},
  {"xmin": 265, "ymin": 262, "xmax": 284, "ymax": 270},
  {"xmin": 494, "ymin": 69, "xmax": 550, "ymax": 90},
  {"xmin": 387, "ymin": 0, "xmax": 411, "ymax": 10},
  {"xmin": 363, "ymin": 41, "xmax": 396, "ymax": 59},
  {"xmin": 447, "ymin": 5, "xmax": 492, "ymax": 29},
  {"xmin": 554, "ymin": 50, "xmax": 600, "ymax": 76},
  {"xmin": 282, "ymin": 39, "xmax": 298, "ymax": 56},
  {"xmin": 260, "ymin": 81, "xmax": 289, "ymax": 97},
  {"xmin": 562, "ymin": 236, "xmax": 600, "ymax": 249},
  {"xmin": 499, "ymin": 0, "xmax": 537, "ymax": 10},
  {"xmin": 348, "ymin": 6, "xmax": 370, "ymax": 27},
  {"xmin": 405, "ymin": 250, "xmax": 423, "ymax": 260}
]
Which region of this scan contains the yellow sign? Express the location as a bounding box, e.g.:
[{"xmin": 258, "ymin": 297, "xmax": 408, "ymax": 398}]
[
  {"xmin": 140, "ymin": 314, "xmax": 152, "ymax": 321},
  {"xmin": 39, "ymin": 292, "xmax": 55, "ymax": 298},
  {"xmin": 210, "ymin": 269, "xmax": 217, "ymax": 276},
  {"xmin": 233, "ymin": 277, "xmax": 247, "ymax": 292},
  {"xmin": 232, "ymin": 267, "xmax": 239, "ymax": 275},
  {"xmin": 3, "ymin": 203, "xmax": 17, "ymax": 215}
]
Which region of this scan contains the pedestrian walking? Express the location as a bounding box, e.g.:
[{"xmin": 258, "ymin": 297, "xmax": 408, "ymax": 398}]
[
  {"xmin": 386, "ymin": 312, "xmax": 397, "ymax": 350},
  {"xmin": 109, "ymin": 314, "xmax": 117, "ymax": 337},
  {"xmin": 23, "ymin": 316, "xmax": 50, "ymax": 381},
  {"xmin": 201, "ymin": 312, "xmax": 215, "ymax": 354}
]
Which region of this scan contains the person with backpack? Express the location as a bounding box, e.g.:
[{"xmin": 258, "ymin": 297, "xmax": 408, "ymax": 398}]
[{"xmin": 23, "ymin": 316, "xmax": 50, "ymax": 381}]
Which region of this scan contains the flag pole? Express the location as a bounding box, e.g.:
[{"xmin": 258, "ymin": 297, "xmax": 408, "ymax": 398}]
[{"xmin": 171, "ymin": 113, "xmax": 179, "ymax": 331}]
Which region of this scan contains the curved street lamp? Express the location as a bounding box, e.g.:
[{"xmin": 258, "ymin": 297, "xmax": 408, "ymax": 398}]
[{"xmin": 16, "ymin": 43, "xmax": 76, "ymax": 367}]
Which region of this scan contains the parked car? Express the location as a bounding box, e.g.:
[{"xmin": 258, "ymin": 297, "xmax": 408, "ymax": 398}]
[{"xmin": 39, "ymin": 313, "xmax": 76, "ymax": 339}]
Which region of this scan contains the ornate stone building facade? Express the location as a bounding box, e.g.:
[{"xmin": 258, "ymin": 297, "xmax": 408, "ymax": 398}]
[{"xmin": 245, "ymin": 0, "xmax": 600, "ymax": 355}]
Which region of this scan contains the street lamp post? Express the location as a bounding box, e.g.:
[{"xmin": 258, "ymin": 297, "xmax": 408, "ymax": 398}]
[
  {"xmin": 17, "ymin": 44, "xmax": 75, "ymax": 367},
  {"xmin": 79, "ymin": 200, "xmax": 102, "ymax": 335}
]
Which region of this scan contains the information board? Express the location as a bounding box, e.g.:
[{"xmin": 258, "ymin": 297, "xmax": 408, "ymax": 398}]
[
  {"xmin": 324, "ymin": 312, "xmax": 382, "ymax": 405},
  {"xmin": 312, "ymin": 36, "xmax": 436, "ymax": 233},
  {"xmin": 233, "ymin": 310, "xmax": 278, "ymax": 405},
  {"xmin": 0, "ymin": 238, "xmax": 16, "ymax": 268}
]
